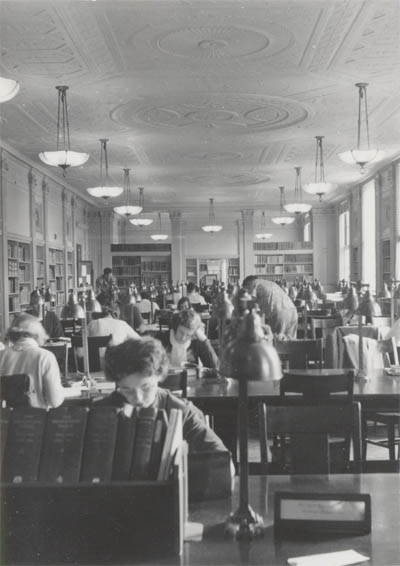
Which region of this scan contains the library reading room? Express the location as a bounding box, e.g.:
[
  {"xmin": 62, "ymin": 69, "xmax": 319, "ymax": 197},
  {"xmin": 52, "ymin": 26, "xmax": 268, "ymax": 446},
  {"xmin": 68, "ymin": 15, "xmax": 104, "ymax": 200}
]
[{"xmin": 0, "ymin": 1, "xmax": 399, "ymax": 565}]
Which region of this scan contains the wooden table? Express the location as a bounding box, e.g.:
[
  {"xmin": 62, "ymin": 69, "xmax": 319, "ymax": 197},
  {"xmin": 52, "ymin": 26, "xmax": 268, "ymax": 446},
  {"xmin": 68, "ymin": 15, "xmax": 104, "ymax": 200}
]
[{"xmin": 151, "ymin": 474, "xmax": 400, "ymax": 565}]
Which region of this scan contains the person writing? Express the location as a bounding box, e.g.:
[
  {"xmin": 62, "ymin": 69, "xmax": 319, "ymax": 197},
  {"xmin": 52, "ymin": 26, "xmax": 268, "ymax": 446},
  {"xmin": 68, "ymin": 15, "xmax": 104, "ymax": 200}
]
[
  {"xmin": 242, "ymin": 275, "xmax": 298, "ymax": 339},
  {"xmin": 158, "ymin": 309, "xmax": 218, "ymax": 369},
  {"xmin": 0, "ymin": 313, "xmax": 64, "ymax": 408},
  {"xmin": 98, "ymin": 337, "xmax": 229, "ymax": 455}
]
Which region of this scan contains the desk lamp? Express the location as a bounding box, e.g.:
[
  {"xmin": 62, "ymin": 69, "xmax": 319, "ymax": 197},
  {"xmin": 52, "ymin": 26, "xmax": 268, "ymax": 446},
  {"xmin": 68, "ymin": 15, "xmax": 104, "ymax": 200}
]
[
  {"xmin": 85, "ymin": 288, "xmax": 102, "ymax": 315},
  {"xmin": 221, "ymin": 291, "xmax": 282, "ymax": 539}
]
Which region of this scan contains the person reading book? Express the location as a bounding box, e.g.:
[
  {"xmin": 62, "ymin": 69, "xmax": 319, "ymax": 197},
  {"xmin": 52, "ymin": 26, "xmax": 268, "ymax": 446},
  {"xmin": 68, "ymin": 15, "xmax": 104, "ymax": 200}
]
[
  {"xmin": 0, "ymin": 313, "xmax": 64, "ymax": 408},
  {"xmin": 162, "ymin": 309, "xmax": 218, "ymax": 369},
  {"xmin": 98, "ymin": 337, "xmax": 229, "ymax": 455}
]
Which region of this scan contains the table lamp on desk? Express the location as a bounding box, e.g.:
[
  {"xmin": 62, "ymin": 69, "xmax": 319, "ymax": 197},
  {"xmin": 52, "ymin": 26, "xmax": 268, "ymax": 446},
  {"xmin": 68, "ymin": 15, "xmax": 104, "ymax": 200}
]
[{"xmin": 220, "ymin": 291, "xmax": 282, "ymax": 539}]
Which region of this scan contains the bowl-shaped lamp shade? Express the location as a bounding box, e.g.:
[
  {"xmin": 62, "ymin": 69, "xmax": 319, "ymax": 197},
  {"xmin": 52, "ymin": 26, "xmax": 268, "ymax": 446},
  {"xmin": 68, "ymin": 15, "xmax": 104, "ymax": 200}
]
[
  {"xmin": 39, "ymin": 150, "xmax": 89, "ymax": 168},
  {"xmin": 150, "ymin": 233, "xmax": 168, "ymax": 241},
  {"xmin": 113, "ymin": 205, "xmax": 143, "ymax": 216},
  {"xmin": 87, "ymin": 185, "xmax": 123, "ymax": 199},
  {"xmin": 201, "ymin": 224, "xmax": 223, "ymax": 233},
  {"xmin": 284, "ymin": 202, "xmax": 312, "ymax": 214},
  {"xmin": 255, "ymin": 232, "xmax": 272, "ymax": 240},
  {"xmin": 271, "ymin": 216, "xmax": 295, "ymax": 226},
  {"xmin": 0, "ymin": 77, "xmax": 20, "ymax": 102},
  {"xmin": 130, "ymin": 217, "xmax": 154, "ymax": 227},
  {"xmin": 303, "ymin": 182, "xmax": 337, "ymax": 197},
  {"xmin": 338, "ymin": 149, "xmax": 385, "ymax": 169}
]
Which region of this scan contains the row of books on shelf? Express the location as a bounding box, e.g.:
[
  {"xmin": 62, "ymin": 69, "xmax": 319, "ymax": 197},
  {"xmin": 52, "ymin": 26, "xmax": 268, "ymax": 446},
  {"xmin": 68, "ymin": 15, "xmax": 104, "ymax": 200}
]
[
  {"xmin": 254, "ymin": 241, "xmax": 313, "ymax": 251},
  {"xmin": 49, "ymin": 265, "xmax": 64, "ymax": 277},
  {"xmin": 112, "ymin": 257, "xmax": 141, "ymax": 266},
  {"xmin": 1, "ymin": 405, "xmax": 183, "ymax": 485},
  {"xmin": 48, "ymin": 250, "xmax": 64, "ymax": 264},
  {"xmin": 113, "ymin": 266, "xmax": 141, "ymax": 276},
  {"xmin": 255, "ymin": 255, "xmax": 284, "ymax": 264},
  {"xmin": 7, "ymin": 259, "xmax": 19, "ymax": 276},
  {"xmin": 141, "ymin": 261, "xmax": 170, "ymax": 272},
  {"xmin": 8, "ymin": 296, "xmax": 20, "ymax": 313}
]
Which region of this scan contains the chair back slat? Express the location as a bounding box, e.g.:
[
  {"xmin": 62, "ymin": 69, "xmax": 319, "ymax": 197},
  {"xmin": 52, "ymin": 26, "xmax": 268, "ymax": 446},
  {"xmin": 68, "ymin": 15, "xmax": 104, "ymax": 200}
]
[
  {"xmin": 263, "ymin": 402, "xmax": 362, "ymax": 474},
  {"xmin": 280, "ymin": 369, "xmax": 354, "ymax": 402},
  {"xmin": 274, "ymin": 338, "xmax": 323, "ymax": 370}
]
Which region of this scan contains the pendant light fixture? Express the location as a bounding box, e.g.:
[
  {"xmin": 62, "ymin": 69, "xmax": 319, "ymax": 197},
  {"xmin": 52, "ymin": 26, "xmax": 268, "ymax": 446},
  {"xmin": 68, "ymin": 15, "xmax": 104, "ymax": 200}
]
[
  {"xmin": 338, "ymin": 83, "xmax": 384, "ymax": 172},
  {"xmin": 130, "ymin": 188, "xmax": 154, "ymax": 227},
  {"xmin": 113, "ymin": 169, "xmax": 143, "ymax": 217},
  {"xmin": 0, "ymin": 76, "xmax": 20, "ymax": 103},
  {"xmin": 39, "ymin": 86, "xmax": 89, "ymax": 174},
  {"xmin": 304, "ymin": 136, "xmax": 337, "ymax": 201},
  {"xmin": 87, "ymin": 139, "xmax": 123, "ymax": 199},
  {"xmin": 150, "ymin": 213, "xmax": 168, "ymax": 241},
  {"xmin": 271, "ymin": 186, "xmax": 295, "ymax": 226},
  {"xmin": 201, "ymin": 198, "xmax": 223, "ymax": 233},
  {"xmin": 255, "ymin": 212, "xmax": 272, "ymax": 240},
  {"xmin": 284, "ymin": 166, "xmax": 312, "ymax": 214}
]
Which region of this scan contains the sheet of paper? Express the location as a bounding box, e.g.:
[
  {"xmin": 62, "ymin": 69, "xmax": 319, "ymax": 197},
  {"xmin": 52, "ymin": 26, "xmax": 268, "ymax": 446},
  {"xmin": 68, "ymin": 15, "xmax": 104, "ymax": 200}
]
[
  {"xmin": 287, "ymin": 549, "xmax": 370, "ymax": 566},
  {"xmin": 184, "ymin": 521, "xmax": 203, "ymax": 542}
]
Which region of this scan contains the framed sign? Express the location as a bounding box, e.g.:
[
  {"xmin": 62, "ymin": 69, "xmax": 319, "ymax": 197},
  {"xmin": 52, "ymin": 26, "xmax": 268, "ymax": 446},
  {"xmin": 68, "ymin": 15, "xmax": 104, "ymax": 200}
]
[{"xmin": 274, "ymin": 492, "xmax": 371, "ymax": 536}]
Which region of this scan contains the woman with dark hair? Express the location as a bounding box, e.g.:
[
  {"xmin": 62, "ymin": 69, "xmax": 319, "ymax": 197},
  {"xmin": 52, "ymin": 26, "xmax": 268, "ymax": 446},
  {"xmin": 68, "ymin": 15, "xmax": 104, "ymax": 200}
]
[
  {"xmin": 98, "ymin": 337, "xmax": 228, "ymax": 454},
  {"xmin": 0, "ymin": 313, "xmax": 64, "ymax": 408},
  {"xmin": 177, "ymin": 296, "xmax": 191, "ymax": 311},
  {"xmin": 163, "ymin": 309, "xmax": 218, "ymax": 369}
]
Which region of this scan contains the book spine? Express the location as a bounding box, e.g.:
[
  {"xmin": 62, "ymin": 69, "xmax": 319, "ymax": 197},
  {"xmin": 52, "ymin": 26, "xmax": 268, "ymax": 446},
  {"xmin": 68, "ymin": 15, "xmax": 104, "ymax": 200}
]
[
  {"xmin": 80, "ymin": 407, "xmax": 119, "ymax": 483},
  {"xmin": 130, "ymin": 407, "xmax": 158, "ymax": 480},
  {"xmin": 2, "ymin": 408, "xmax": 47, "ymax": 483},
  {"xmin": 147, "ymin": 410, "xmax": 168, "ymax": 481},
  {"xmin": 111, "ymin": 409, "xmax": 138, "ymax": 481}
]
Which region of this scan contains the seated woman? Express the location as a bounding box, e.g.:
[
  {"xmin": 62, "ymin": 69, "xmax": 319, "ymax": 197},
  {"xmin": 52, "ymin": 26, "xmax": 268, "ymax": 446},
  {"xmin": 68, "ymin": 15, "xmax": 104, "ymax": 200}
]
[
  {"xmin": 163, "ymin": 309, "xmax": 218, "ymax": 369},
  {"xmin": 99, "ymin": 337, "xmax": 229, "ymax": 454},
  {"xmin": 118, "ymin": 290, "xmax": 147, "ymax": 334},
  {"xmin": 0, "ymin": 313, "xmax": 64, "ymax": 408},
  {"xmin": 177, "ymin": 296, "xmax": 191, "ymax": 311},
  {"xmin": 88, "ymin": 306, "xmax": 140, "ymax": 346}
]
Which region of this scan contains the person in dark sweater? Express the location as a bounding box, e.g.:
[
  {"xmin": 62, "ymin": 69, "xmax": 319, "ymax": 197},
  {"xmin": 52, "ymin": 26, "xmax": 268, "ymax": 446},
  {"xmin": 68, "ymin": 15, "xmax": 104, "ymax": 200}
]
[
  {"xmin": 98, "ymin": 337, "xmax": 228, "ymax": 454},
  {"xmin": 162, "ymin": 309, "xmax": 218, "ymax": 369}
]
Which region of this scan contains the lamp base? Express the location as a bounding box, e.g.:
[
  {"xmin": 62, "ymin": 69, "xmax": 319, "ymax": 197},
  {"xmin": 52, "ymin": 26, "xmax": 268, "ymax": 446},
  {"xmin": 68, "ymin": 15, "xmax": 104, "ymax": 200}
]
[{"xmin": 224, "ymin": 505, "xmax": 265, "ymax": 539}]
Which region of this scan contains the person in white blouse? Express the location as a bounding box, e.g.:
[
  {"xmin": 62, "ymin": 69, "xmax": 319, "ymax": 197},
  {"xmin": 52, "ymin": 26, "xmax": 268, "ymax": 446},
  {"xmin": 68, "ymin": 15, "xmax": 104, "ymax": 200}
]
[
  {"xmin": 0, "ymin": 313, "xmax": 64, "ymax": 408},
  {"xmin": 186, "ymin": 282, "xmax": 207, "ymax": 306}
]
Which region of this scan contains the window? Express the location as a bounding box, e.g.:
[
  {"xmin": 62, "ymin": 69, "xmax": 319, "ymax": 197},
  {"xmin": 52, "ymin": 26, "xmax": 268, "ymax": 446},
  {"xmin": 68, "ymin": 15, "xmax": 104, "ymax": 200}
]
[
  {"xmin": 303, "ymin": 220, "xmax": 311, "ymax": 243},
  {"xmin": 361, "ymin": 180, "xmax": 376, "ymax": 292},
  {"xmin": 339, "ymin": 209, "xmax": 350, "ymax": 281}
]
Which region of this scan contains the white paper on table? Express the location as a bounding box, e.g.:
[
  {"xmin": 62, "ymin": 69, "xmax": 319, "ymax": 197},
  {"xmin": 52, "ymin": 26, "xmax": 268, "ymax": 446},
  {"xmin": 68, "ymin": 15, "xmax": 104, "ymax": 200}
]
[{"xmin": 287, "ymin": 549, "xmax": 370, "ymax": 566}]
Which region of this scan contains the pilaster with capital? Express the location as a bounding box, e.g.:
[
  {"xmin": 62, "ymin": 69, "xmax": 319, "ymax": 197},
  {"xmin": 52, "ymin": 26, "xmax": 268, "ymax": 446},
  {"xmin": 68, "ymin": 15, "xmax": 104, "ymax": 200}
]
[
  {"xmin": 42, "ymin": 178, "xmax": 50, "ymax": 290},
  {"xmin": 169, "ymin": 210, "xmax": 185, "ymax": 283},
  {"xmin": 393, "ymin": 162, "xmax": 400, "ymax": 280},
  {"xmin": 28, "ymin": 168, "xmax": 38, "ymax": 285},
  {"xmin": 312, "ymin": 206, "xmax": 338, "ymax": 290},
  {"xmin": 240, "ymin": 209, "xmax": 254, "ymax": 278}
]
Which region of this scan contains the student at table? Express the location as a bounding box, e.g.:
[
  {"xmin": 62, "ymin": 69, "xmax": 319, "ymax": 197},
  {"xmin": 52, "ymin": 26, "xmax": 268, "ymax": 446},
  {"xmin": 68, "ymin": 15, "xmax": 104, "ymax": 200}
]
[
  {"xmin": 98, "ymin": 337, "xmax": 230, "ymax": 455},
  {"xmin": 161, "ymin": 309, "xmax": 218, "ymax": 369},
  {"xmin": 119, "ymin": 290, "xmax": 147, "ymax": 334},
  {"xmin": 186, "ymin": 282, "xmax": 208, "ymax": 306},
  {"xmin": 136, "ymin": 290, "xmax": 160, "ymax": 322},
  {"xmin": 0, "ymin": 313, "xmax": 64, "ymax": 408},
  {"xmin": 88, "ymin": 306, "xmax": 140, "ymax": 345},
  {"xmin": 177, "ymin": 296, "xmax": 192, "ymax": 311},
  {"xmin": 25, "ymin": 291, "xmax": 64, "ymax": 338},
  {"xmin": 242, "ymin": 275, "xmax": 298, "ymax": 339}
]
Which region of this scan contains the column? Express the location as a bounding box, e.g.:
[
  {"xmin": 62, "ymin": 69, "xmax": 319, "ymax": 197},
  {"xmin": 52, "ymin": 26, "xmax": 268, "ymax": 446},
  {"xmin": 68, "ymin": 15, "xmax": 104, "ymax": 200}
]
[
  {"xmin": 28, "ymin": 168, "xmax": 37, "ymax": 287},
  {"xmin": 0, "ymin": 150, "xmax": 9, "ymax": 325},
  {"xmin": 42, "ymin": 177, "xmax": 50, "ymax": 292},
  {"xmin": 312, "ymin": 206, "xmax": 337, "ymax": 290},
  {"xmin": 393, "ymin": 162, "xmax": 400, "ymax": 280},
  {"xmin": 169, "ymin": 210, "xmax": 185, "ymax": 283},
  {"xmin": 71, "ymin": 196, "xmax": 76, "ymax": 288},
  {"xmin": 240, "ymin": 209, "xmax": 254, "ymax": 278}
]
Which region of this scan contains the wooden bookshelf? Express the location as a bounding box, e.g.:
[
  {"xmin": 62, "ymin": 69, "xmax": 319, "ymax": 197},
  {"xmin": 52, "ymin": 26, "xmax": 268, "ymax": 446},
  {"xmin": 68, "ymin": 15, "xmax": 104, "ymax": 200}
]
[
  {"xmin": 351, "ymin": 246, "xmax": 360, "ymax": 282},
  {"xmin": 48, "ymin": 248, "xmax": 65, "ymax": 307},
  {"xmin": 111, "ymin": 244, "xmax": 172, "ymax": 289},
  {"xmin": 186, "ymin": 258, "xmax": 198, "ymax": 284},
  {"xmin": 35, "ymin": 244, "xmax": 45, "ymax": 292},
  {"xmin": 382, "ymin": 239, "xmax": 391, "ymax": 284},
  {"xmin": 227, "ymin": 257, "xmax": 240, "ymax": 285},
  {"xmin": 7, "ymin": 240, "xmax": 32, "ymax": 315},
  {"xmin": 66, "ymin": 251, "xmax": 74, "ymax": 291},
  {"xmin": 253, "ymin": 242, "xmax": 313, "ymax": 282}
]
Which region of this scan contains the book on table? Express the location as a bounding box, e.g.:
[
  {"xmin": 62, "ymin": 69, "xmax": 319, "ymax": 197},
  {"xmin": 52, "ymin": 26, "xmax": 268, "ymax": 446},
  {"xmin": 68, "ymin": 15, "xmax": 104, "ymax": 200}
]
[
  {"xmin": 130, "ymin": 407, "xmax": 158, "ymax": 480},
  {"xmin": 111, "ymin": 407, "xmax": 138, "ymax": 481},
  {"xmin": 80, "ymin": 406, "xmax": 119, "ymax": 483},
  {"xmin": 2, "ymin": 407, "xmax": 47, "ymax": 483},
  {"xmin": 38, "ymin": 406, "xmax": 88, "ymax": 483}
]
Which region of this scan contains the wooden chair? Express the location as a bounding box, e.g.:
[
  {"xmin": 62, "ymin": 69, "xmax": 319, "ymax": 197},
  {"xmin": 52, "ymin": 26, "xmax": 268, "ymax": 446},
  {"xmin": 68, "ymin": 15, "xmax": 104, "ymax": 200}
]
[
  {"xmin": 158, "ymin": 310, "xmax": 174, "ymax": 331},
  {"xmin": 310, "ymin": 316, "xmax": 342, "ymax": 340},
  {"xmin": 71, "ymin": 335, "xmax": 111, "ymax": 372},
  {"xmin": 42, "ymin": 343, "xmax": 69, "ymax": 381},
  {"xmin": 274, "ymin": 338, "xmax": 323, "ymax": 370},
  {"xmin": 258, "ymin": 402, "xmax": 362, "ymax": 474},
  {"xmin": 192, "ymin": 303, "xmax": 210, "ymax": 314},
  {"xmin": 0, "ymin": 374, "xmax": 30, "ymax": 407},
  {"xmin": 159, "ymin": 369, "xmax": 188, "ymax": 398},
  {"xmin": 279, "ymin": 369, "xmax": 355, "ymax": 402}
]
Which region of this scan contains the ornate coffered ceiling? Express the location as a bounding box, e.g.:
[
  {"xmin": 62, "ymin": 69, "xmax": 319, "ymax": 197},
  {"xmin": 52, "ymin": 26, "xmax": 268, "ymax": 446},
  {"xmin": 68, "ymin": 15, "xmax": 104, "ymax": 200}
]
[{"xmin": 0, "ymin": 0, "xmax": 399, "ymax": 229}]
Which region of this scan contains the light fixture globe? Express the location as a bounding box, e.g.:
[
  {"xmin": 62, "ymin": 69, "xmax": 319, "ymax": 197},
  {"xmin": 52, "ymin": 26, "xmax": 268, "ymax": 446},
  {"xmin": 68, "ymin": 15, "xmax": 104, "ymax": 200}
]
[
  {"xmin": 284, "ymin": 167, "xmax": 312, "ymax": 214},
  {"xmin": 86, "ymin": 139, "xmax": 123, "ymax": 199},
  {"xmin": 271, "ymin": 186, "xmax": 295, "ymax": 226},
  {"xmin": 255, "ymin": 212, "xmax": 273, "ymax": 240},
  {"xmin": 338, "ymin": 83, "xmax": 384, "ymax": 172},
  {"xmin": 130, "ymin": 217, "xmax": 153, "ymax": 227},
  {"xmin": 150, "ymin": 212, "xmax": 168, "ymax": 241},
  {"xmin": 304, "ymin": 136, "xmax": 337, "ymax": 201},
  {"xmin": 38, "ymin": 86, "xmax": 89, "ymax": 173},
  {"xmin": 201, "ymin": 198, "xmax": 223, "ymax": 233},
  {"xmin": 113, "ymin": 169, "xmax": 143, "ymax": 217},
  {"xmin": 0, "ymin": 77, "xmax": 20, "ymax": 102}
]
